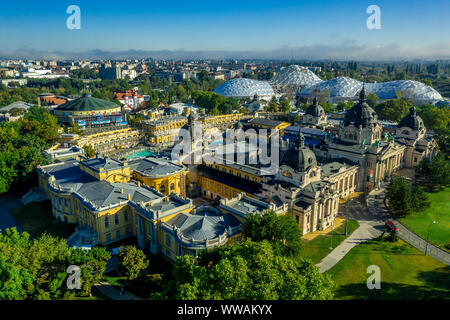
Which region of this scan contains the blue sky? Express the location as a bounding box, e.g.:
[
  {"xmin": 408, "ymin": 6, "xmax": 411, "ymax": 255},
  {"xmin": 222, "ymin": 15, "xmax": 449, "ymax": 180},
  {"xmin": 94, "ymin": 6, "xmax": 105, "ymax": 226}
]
[{"xmin": 0, "ymin": 0, "xmax": 449, "ymax": 58}]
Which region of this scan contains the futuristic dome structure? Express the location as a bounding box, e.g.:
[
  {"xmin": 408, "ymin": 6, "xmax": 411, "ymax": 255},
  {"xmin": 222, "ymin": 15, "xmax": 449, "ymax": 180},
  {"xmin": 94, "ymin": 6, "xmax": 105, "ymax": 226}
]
[
  {"xmin": 366, "ymin": 80, "xmax": 442, "ymax": 102},
  {"xmin": 213, "ymin": 78, "xmax": 274, "ymax": 99},
  {"xmin": 270, "ymin": 65, "xmax": 323, "ymax": 88},
  {"xmin": 299, "ymin": 77, "xmax": 363, "ymax": 98},
  {"xmin": 398, "ymin": 106, "xmax": 425, "ymax": 131},
  {"xmin": 299, "ymin": 77, "xmax": 442, "ymax": 103}
]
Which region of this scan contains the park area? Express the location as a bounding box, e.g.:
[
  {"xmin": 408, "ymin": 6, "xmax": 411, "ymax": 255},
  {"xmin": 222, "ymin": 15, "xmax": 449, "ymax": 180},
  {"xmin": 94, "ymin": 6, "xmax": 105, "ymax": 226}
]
[
  {"xmin": 326, "ymin": 239, "xmax": 450, "ymax": 300},
  {"xmin": 10, "ymin": 200, "xmax": 76, "ymax": 239},
  {"xmin": 299, "ymin": 218, "xmax": 359, "ymax": 264},
  {"xmin": 399, "ymin": 187, "xmax": 449, "ymax": 251}
]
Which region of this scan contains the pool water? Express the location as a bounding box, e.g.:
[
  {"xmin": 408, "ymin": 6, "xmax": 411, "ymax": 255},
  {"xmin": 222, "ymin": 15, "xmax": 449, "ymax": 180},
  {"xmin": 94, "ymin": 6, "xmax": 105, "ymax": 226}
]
[{"xmin": 125, "ymin": 150, "xmax": 156, "ymax": 160}]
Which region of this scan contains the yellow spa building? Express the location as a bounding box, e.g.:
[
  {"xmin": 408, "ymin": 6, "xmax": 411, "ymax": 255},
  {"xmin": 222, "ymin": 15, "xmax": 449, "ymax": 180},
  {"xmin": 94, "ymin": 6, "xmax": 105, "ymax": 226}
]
[
  {"xmin": 36, "ymin": 156, "xmax": 271, "ymax": 260},
  {"xmin": 58, "ymin": 128, "xmax": 142, "ymax": 155},
  {"xmin": 37, "ymin": 156, "xmax": 190, "ymax": 249},
  {"xmin": 141, "ymin": 113, "xmax": 253, "ymax": 146}
]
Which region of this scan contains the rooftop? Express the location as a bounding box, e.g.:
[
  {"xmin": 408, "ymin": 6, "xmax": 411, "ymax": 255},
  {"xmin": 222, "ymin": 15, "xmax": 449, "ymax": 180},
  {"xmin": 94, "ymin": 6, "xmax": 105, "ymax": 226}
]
[{"xmin": 55, "ymin": 93, "xmax": 119, "ymax": 112}]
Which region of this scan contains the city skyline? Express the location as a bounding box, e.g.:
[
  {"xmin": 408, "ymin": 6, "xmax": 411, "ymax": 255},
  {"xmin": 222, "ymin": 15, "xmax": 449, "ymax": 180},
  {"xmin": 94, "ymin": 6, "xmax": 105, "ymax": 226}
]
[{"xmin": 0, "ymin": 0, "xmax": 449, "ymax": 60}]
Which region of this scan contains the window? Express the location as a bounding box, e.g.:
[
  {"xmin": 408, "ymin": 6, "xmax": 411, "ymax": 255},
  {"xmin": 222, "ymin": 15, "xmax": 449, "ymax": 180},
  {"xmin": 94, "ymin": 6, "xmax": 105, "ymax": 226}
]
[
  {"xmin": 170, "ymin": 183, "xmax": 175, "ymax": 191},
  {"xmin": 295, "ymin": 215, "xmax": 299, "ymax": 223},
  {"xmin": 124, "ymin": 211, "xmax": 129, "ymax": 222},
  {"xmin": 115, "ymin": 214, "xmax": 119, "ymax": 225},
  {"xmin": 105, "ymin": 216, "xmax": 109, "ymax": 228},
  {"xmin": 218, "ymin": 185, "xmax": 221, "ymax": 192},
  {"xmin": 106, "ymin": 233, "xmax": 111, "ymax": 242},
  {"xmin": 160, "ymin": 185, "xmax": 166, "ymax": 194},
  {"xmin": 166, "ymin": 235, "xmax": 171, "ymax": 247},
  {"xmin": 116, "ymin": 230, "xmax": 120, "ymax": 239}
]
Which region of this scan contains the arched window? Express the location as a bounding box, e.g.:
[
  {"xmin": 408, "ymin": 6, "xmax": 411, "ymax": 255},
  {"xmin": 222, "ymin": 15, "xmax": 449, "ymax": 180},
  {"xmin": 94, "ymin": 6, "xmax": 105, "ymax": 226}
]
[
  {"xmin": 160, "ymin": 185, "xmax": 166, "ymax": 194},
  {"xmin": 170, "ymin": 183, "xmax": 175, "ymax": 191}
]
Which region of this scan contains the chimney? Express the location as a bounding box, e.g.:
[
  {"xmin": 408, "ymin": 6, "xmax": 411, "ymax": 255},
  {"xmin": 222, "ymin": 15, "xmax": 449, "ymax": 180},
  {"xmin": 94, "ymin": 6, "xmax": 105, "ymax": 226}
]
[
  {"xmin": 127, "ymin": 194, "xmax": 131, "ymax": 201},
  {"xmin": 121, "ymin": 188, "xmax": 124, "ymax": 194},
  {"xmin": 137, "ymin": 181, "xmax": 141, "ymax": 187}
]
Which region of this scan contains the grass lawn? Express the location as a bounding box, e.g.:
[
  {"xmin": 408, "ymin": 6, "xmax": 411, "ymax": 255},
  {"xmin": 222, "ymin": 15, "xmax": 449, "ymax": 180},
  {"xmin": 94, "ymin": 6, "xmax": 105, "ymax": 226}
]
[
  {"xmin": 298, "ymin": 219, "xmax": 359, "ymax": 264},
  {"xmin": 327, "ymin": 239, "xmax": 450, "ymax": 300},
  {"xmin": 10, "ymin": 200, "xmax": 76, "ymax": 239},
  {"xmin": 399, "ymin": 187, "xmax": 450, "ymax": 250}
]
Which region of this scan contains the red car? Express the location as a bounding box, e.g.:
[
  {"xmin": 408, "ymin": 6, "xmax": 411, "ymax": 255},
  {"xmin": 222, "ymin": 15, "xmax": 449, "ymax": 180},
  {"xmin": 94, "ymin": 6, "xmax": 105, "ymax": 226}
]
[{"xmin": 385, "ymin": 220, "xmax": 399, "ymax": 232}]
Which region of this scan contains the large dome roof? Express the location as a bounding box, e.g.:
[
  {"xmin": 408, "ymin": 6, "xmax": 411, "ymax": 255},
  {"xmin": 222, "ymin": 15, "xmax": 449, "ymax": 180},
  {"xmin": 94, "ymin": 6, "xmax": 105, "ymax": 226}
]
[
  {"xmin": 213, "ymin": 78, "xmax": 274, "ymax": 99},
  {"xmin": 300, "ymin": 77, "xmax": 363, "ymax": 98},
  {"xmin": 270, "ymin": 65, "xmax": 323, "ymax": 87},
  {"xmin": 299, "ymin": 77, "xmax": 442, "ymax": 102},
  {"xmin": 55, "ymin": 93, "xmax": 119, "ymax": 112},
  {"xmin": 366, "ymin": 80, "xmax": 442, "ymax": 101}
]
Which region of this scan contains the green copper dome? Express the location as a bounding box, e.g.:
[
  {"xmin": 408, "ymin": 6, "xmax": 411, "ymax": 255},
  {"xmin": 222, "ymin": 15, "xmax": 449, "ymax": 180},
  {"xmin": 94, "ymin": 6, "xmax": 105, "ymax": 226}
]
[{"xmin": 55, "ymin": 93, "xmax": 119, "ymax": 112}]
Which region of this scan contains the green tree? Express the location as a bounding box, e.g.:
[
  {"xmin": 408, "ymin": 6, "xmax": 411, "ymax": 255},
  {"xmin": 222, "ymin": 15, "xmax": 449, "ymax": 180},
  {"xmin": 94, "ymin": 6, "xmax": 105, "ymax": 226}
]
[
  {"xmin": 280, "ymin": 100, "xmax": 290, "ymax": 113},
  {"xmin": 0, "ymin": 228, "xmax": 110, "ymax": 300},
  {"xmin": 375, "ymin": 98, "xmax": 411, "ymax": 122},
  {"xmin": 243, "ymin": 210, "xmax": 302, "ymax": 256},
  {"xmin": 170, "ymin": 240, "xmax": 334, "ymax": 300},
  {"xmin": 386, "ymin": 176, "xmax": 414, "ymax": 217},
  {"xmin": 118, "ymin": 246, "xmax": 149, "ymax": 280},
  {"xmin": 83, "ymin": 144, "xmax": 96, "ymax": 159},
  {"xmin": 366, "ymin": 93, "xmax": 378, "ymax": 109}
]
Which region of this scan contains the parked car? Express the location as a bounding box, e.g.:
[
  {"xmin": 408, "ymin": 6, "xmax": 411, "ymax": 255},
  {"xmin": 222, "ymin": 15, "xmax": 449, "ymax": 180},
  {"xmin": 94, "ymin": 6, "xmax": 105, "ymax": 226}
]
[{"xmin": 385, "ymin": 220, "xmax": 399, "ymax": 232}]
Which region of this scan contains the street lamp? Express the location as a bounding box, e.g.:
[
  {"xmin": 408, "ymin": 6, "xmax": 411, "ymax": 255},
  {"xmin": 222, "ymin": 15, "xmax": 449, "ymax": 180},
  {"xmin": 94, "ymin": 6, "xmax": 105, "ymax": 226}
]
[
  {"xmin": 425, "ymin": 220, "xmax": 436, "ymax": 256},
  {"xmin": 329, "ymin": 225, "xmax": 334, "ymax": 250}
]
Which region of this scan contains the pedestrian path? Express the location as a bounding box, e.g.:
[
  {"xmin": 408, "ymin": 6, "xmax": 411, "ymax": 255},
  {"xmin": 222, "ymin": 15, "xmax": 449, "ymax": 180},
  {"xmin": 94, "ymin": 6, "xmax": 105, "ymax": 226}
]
[
  {"xmin": 316, "ymin": 219, "xmax": 383, "ymax": 273},
  {"xmin": 316, "ymin": 188, "xmax": 385, "ymax": 273}
]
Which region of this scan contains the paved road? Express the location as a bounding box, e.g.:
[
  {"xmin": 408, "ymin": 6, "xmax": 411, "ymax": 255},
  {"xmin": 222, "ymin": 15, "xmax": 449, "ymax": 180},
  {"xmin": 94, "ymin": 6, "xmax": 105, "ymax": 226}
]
[
  {"xmin": 393, "ymin": 218, "xmax": 450, "ymax": 265},
  {"xmin": 317, "ymin": 186, "xmax": 450, "ymax": 273},
  {"xmin": 368, "ymin": 186, "xmax": 449, "ymax": 266},
  {"xmin": 0, "ymin": 193, "xmax": 24, "ymax": 233}
]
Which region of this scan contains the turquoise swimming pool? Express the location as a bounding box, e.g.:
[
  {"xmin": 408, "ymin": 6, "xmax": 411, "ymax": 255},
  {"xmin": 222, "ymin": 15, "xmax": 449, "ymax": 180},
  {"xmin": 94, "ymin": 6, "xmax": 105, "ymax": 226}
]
[{"xmin": 125, "ymin": 149, "xmax": 156, "ymax": 160}]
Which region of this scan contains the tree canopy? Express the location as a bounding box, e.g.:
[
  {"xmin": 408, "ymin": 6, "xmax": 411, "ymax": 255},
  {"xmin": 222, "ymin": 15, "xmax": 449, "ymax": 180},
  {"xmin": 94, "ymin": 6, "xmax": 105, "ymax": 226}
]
[
  {"xmin": 0, "ymin": 106, "xmax": 60, "ymax": 194},
  {"xmin": 243, "ymin": 210, "xmax": 302, "ymax": 256},
  {"xmin": 167, "ymin": 240, "xmax": 334, "ymax": 300},
  {"xmin": 386, "ymin": 176, "xmax": 430, "ymax": 217},
  {"xmin": 0, "ymin": 228, "xmax": 110, "ymax": 300}
]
